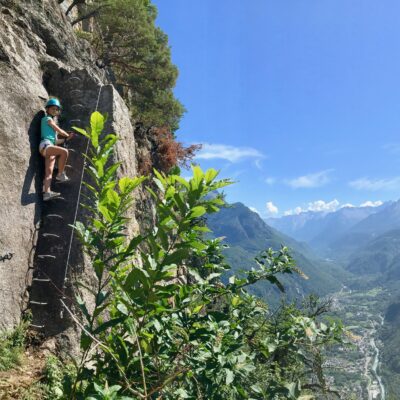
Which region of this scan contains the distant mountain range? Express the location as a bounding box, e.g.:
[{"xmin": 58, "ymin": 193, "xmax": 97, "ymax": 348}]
[
  {"xmin": 266, "ymin": 203, "xmax": 389, "ymax": 256},
  {"xmin": 206, "ymin": 202, "xmax": 349, "ymax": 303},
  {"xmin": 268, "ymin": 200, "xmax": 400, "ymax": 281}
]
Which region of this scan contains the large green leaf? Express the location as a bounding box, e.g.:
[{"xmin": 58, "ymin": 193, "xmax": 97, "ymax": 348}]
[
  {"xmin": 90, "ymin": 111, "xmax": 105, "ymax": 147},
  {"xmin": 72, "ymin": 126, "xmax": 89, "ymax": 137},
  {"xmin": 189, "ymin": 206, "xmax": 206, "ymax": 219}
]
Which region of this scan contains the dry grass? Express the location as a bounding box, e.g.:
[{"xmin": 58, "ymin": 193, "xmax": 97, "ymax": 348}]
[{"xmin": 0, "ymin": 347, "xmax": 47, "ymax": 399}]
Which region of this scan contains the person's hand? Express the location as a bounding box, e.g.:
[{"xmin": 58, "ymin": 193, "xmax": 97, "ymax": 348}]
[{"xmin": 66, "ymin": 132, "xmax": 75, "ymax": 141}]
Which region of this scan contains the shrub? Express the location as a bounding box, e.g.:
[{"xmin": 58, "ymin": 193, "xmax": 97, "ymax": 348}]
[
  {"xmin": 68, "ymin": 112, "xmax": 344, "ymax": 399},
  {"xmin": 0, "ymin": 318, "xmax": 29, "ymax": 371},
  {"xmin": 152, "ymin": 127, "xmax": 201, "ymax": 172}
]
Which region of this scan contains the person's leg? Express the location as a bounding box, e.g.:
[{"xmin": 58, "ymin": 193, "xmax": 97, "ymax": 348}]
[
  {"xmin": 45, "ymin": 146, "xmax": 69, "ymax": 177},
  {"xmin": 43, "ymin": 155, "xmax": 56, "ymax": 193}
]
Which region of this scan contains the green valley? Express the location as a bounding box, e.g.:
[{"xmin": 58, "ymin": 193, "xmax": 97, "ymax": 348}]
[{"xmin": 208, "ymin": 200, "xmax": 400, "ymax": 399}]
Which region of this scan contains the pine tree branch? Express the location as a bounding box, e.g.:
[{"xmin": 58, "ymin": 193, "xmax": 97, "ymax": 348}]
[
  {"xmin": 66, "ymin": 0, "xmax": 86, "ymax": 16},
  {"xmin": 71, "ymin": 7, "xmax": 103, "ymax": 26}
]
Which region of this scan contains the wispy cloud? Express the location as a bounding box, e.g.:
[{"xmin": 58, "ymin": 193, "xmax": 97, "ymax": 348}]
[
  {"xmin": 266, "ymin": 201, "xmax": 279, "ymax": 215},
  {"xmin": 265, "ymin": 177, "xmax": 276, "ymax": 185},
  {"xmin": 349, "ymin": 177, "xmax": 400, "ymax": 191},
  {"xmin": 249, "ymin": 207, "xmax": 260, "ymax": 215},
  {"xmin": 286, "ymin": 169, "xmax": 333, "ymax": 189},
  {"xmin": 196, "ymin": 143, "xmax": 265, "ymax": 163},
  {"xmin": 254, "ymin": 159, "xmax": 263, "ymax": 170},
  {"xmin": 283, "ymin": 207, "xmax": 303, "ymax": 216},
  {"xmin": 382, "ymin": 143, "xmax": 400, "ymax": 154}
]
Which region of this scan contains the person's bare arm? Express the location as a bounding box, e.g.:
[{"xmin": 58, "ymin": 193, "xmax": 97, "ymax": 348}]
[{"xmin": 48, "ymin": 118, "xmax": 70, "ymax": 138}]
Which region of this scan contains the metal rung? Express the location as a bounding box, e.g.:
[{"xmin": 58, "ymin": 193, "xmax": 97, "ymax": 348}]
[
  {"xmin": 43, "ymin": 196, "xmax": 66, "ymax": 200},
  {"xmin": 70, "ymin": 90, "xmax": 82, "ymax": 95},
  {"xmin": 69, "ymin": 119, "xmax": 81, "ymax": 124},
  {"xmin": 33, "ymin": 278, "xmax": 51, "ymax": 282},
  {"xmin": 68, "ymin": 148, "xmax": 77, "ymax": 153},
  {"xmin": 68, "ymin": 76, "xmax": 81, "ymax": 82},
  {"xmin": 42, "ymin": 233, "xmax": 60, "ymax": 238},
  {"xmin": 46, "ymin": 214, "xmax": 63, "ymax": 219},
  {"xmin": 71, "ymin": 104, "xmax": 84, "ymax": 109},
  {"xmin": 38, "ymin": 254, "xmax": 56, "ymax": 260},
  {"xmin": 65, "ymin": 164, "xmax": 72, "ymax": 168},
  {"xmin": 30, "ymin": 324, "xmax": 45, "ymax": 329},
  {"xmin": 30, "ymin": 301, "xmax": 48, "ymax": 306}
]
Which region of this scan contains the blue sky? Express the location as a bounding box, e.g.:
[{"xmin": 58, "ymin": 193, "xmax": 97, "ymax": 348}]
[{"xmin": 153, "ymin": 0, "xmax": 400, "ymax": 217}]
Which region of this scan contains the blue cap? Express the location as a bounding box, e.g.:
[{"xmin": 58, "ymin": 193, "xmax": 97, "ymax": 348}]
[{"xmin": 45, "ymin": 98, "xmax": 61, "ymax": 109}]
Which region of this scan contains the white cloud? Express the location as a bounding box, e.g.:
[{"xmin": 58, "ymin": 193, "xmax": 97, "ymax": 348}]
[
  {"xmin": 360, "ymin": 200, "xmax": 383, "ymax": 208},
  {"xmin": 249, "ymin": 207, "xmax": 260, "ymax": 215},
  {"xmin": 283, "ymin": 198, "xmax": 384, "ymax": 216},
  {"xmin": 340, "ymin": 203, "xmax": 355, "ymax": 208},
  {"xmin": 349, "ymin": 177, "xmax": 400, "ymax": 191},
  {"xmin": 196, "ymin": 143, "xmax": 265, "ymax": 163},
  {"xmin": 283, "ymin": 199, "xmax": 340, "ymax": 216},
  {"xmin": 286, "ymin": 170, "xmax": 333, "ymax": 189},
  {"xmin": 266, "ymin": 201, "xmax": 279, "ymax": 215},
  {"xmin": 265, "ymin": 177, "xmax": 276, "ymax": 185},
  {"xmin": 284, "ymin": 207, "xmax": 303, "ymax": 216},
  {"xmin": 308, "ymin": 199, "xmax": 340, "ymax": 212}
]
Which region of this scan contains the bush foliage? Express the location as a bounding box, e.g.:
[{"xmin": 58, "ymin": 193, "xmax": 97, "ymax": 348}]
[
  {"xmin": 0, "ymin": 318, "xmax": 28, "ymax": 371},
  {"xmin": 65, "ymin": 113, "xmax": 345, "ymax": 399}
]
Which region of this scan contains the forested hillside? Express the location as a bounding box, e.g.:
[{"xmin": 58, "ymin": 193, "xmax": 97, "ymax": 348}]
[
  {"xmin": 381, "ymin": 298, "xmax": 400, "ymax": 399},
  {"xmin": 207, "ymin": 202, "xmax": 350, "ymax": 302}
]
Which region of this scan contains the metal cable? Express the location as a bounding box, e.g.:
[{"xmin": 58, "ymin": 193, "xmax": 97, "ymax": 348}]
[{"xmin": 61, "ymin": 71, "xmax": 106, "ymax": 310}]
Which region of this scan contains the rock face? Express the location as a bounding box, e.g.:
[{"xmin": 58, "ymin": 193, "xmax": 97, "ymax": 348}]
[{"xmin": 0, "ymin": 0, "xmax": 141, "ymax": 333}]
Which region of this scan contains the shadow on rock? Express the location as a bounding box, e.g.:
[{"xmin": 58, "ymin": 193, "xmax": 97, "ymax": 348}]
[{"xmin": 21, "ymin": 110, "xmax": 45, "ymax": 224}]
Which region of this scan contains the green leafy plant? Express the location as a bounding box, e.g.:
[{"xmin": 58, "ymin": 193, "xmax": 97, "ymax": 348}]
[
  {"xmin": 67, "ymin": 112, "xmax": 344, "ymax": 399},
  {"xmin": 0, "ymin": 317, "xmax": 30, "ymax": 371},
  {"xmin": 43, "ymin": 355, "xmax": 65, "ymax": 399}
]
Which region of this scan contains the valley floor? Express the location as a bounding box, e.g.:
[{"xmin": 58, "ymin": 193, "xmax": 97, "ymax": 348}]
[{"xmin": 324, "ymin": 287, "xmax": 387, "ymax": 400}]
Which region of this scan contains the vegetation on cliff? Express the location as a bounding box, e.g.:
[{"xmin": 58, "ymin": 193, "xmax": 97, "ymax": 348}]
[
  {"xmin": 69, "ymin": 0, "xmax": 184, "ymax": 133},
  {"xmin": 76, "ymin": 0, "xmax": 201, "ymax": 173}
]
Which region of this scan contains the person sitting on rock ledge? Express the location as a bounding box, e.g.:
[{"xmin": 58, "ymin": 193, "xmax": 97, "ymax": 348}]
[{"xmin": 40, "ymin": 98, "xmax": 72, "ymax": 201}]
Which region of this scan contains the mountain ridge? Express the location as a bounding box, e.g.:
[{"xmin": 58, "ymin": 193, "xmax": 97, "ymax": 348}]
[{"xmin": 207, "ymin": 202, "xmax": 349, "ymax": 302}]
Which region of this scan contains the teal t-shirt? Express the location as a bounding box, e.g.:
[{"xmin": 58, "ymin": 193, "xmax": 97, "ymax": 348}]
[{"xmin": 41, "ymin": 115, "xmax": 56, "ymax": 144}]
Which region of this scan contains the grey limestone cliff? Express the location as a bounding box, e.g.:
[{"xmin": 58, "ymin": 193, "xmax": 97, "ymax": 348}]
[{"xmin": 0, "ymin": 0, "xmax": 145, "ymax": 335}]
